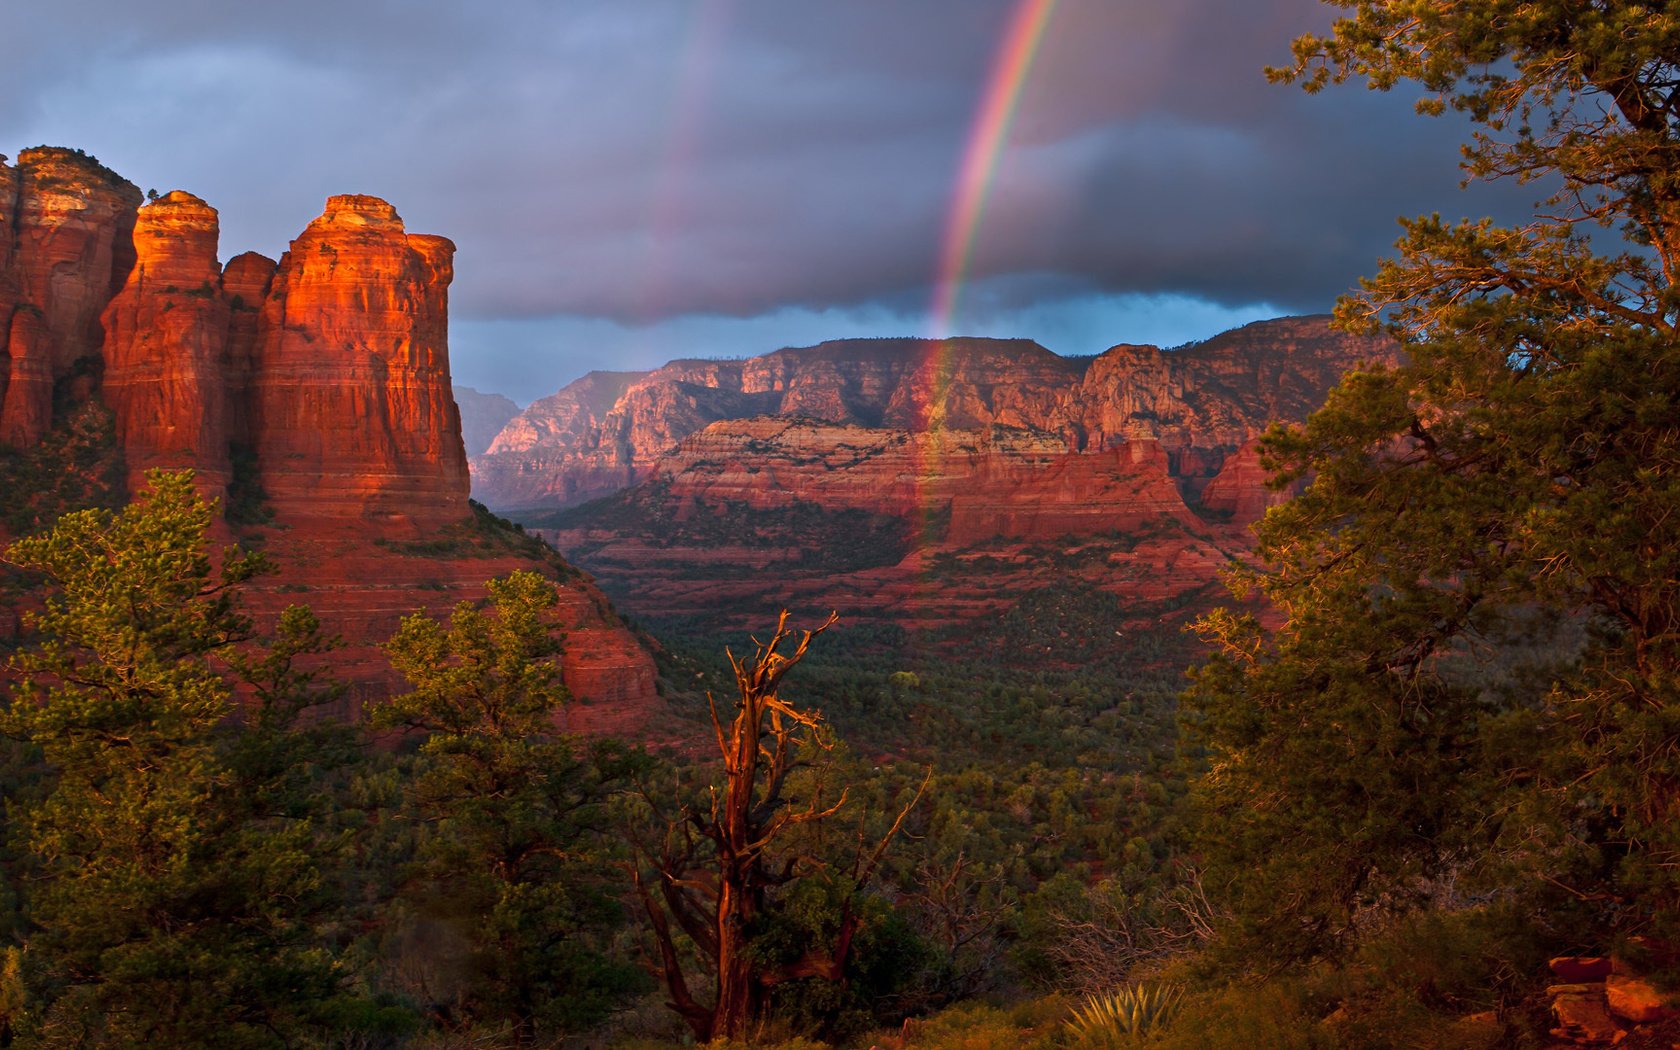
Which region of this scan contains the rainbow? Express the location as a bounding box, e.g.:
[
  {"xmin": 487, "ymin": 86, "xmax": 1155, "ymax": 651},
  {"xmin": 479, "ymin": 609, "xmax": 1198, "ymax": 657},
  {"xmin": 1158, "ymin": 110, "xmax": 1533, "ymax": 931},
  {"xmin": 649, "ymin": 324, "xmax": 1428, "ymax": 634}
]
[
  {"xmin": 906, "ymin": 0, "xmax": 1061, "ymax": 623},
  {"xmin": 916, "ymin": 0, "xmax": 1059, "ymax": 437},
  {"xmin": 635, "ymin": 0, "xmax": 736, "ymax": 332},
  {"xmin": 930, "ymin": 0, "xmax": 1061, "ymax": 338}
]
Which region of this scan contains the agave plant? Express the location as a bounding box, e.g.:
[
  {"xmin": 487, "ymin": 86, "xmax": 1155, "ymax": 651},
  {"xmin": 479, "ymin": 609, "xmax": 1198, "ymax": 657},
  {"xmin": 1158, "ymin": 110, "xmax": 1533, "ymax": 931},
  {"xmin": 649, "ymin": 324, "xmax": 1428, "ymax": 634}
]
[{"xmin": 1065, "ymin": 983, "xmax": 1185, "ymax": 1047}]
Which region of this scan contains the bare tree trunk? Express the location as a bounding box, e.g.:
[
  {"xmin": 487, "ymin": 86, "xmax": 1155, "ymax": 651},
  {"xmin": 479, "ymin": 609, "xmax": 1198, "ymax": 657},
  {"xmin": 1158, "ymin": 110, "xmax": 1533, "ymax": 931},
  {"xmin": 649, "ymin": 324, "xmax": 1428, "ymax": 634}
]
[{"xmin": 632, "ymin": 611, "xmax": 924, "ymax": 1041}]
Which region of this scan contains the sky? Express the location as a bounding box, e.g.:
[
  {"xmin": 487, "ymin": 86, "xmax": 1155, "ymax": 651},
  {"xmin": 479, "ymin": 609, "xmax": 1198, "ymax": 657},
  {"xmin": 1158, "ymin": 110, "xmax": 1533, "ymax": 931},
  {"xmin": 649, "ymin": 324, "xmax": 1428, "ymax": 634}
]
[{"xmin": 2, "ymin": 1, "xmax": 1532, "ymax": 403}]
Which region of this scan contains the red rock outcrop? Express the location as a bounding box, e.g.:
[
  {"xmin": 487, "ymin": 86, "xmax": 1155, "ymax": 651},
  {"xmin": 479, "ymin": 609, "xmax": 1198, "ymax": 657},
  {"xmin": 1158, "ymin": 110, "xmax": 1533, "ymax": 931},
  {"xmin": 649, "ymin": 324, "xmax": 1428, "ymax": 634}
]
[
  {"xmin": 470, "ymin": 321, "xmax": 1393, "ymax": 515},
  {"xmin": 0, "ymin": 156, "xmax": 17, "ymax": 420},
  {"xmin": 944, "ymin": 438, "xmax": 1197, "ymax": 545},
  {"xmin": 252, "ymin": 195, "xmax": 470, "ymax": 527},
  {"xmin": 235, "ymin": 519, "xmax": 659, "ymax": 734},
  {"xmin": 513, "ymin": 321, "xmax": 1393, "ymax": 638},
  {"xmin": 100, "ymin": 191, "xmax": 236, "ymax": 495},
  {"xmin": 1198, "ymin": 438, "xmax": 1289, "ymax": 525},
  {"xmin": 0, "ymin": 148, "xmax": 141, "ymax": 446},
  {"xmin": 536, "ymin": 413, "xmax": 1247, "ymax": 635},
  {"xmin": 0, "ymin": 148, "xmax": 662, "ymax": 732},
  {"xmin": 645, "ymin": 418, "xmax": 1198, "ymax": 544}
]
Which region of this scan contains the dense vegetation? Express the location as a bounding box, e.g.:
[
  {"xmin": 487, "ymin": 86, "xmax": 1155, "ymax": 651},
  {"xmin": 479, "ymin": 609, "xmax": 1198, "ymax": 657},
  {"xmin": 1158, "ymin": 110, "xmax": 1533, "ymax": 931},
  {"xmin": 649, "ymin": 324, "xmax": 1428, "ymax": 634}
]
[
  {"xmin": 1190, "ymin": 0, "xmax": 1680, "ymax": 955},
  {"xmin": 534, "ymin": 480, "xmax": 914, "ymax": 575},
  {"xmin": 0, "ymin": 471, "xmax": 1203, "ymax": 1048}
]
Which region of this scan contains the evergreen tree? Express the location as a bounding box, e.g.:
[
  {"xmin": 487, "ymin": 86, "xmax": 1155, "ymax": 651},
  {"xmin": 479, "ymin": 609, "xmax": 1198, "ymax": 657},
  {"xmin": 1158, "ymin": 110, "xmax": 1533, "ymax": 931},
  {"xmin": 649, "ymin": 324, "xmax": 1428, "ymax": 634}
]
[
  {"xmin": 372, "ymin": 570, "xmax": 643, "ymax": 1045},
  {"xmin": 1186, "ymin": 0, "xmax": 1680, "ymax": 962},
  {"xmin": 0, "ymin": 470, "xmax": 343, "ymax": 1048}
]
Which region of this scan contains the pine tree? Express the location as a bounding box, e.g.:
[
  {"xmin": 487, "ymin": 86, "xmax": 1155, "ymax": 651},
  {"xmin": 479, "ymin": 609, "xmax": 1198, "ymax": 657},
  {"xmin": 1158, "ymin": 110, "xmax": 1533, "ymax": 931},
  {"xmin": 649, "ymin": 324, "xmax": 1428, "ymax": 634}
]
[
  {"xmin": 372, "ymin": 570, "xmax": 643, "ymax": 1045},
  {"xmin": 1, "ymin": 470, "xmax": 344, "ymax": 1048},
  {"xmin": 1185, "ymin": 1, "xmax": 1680, "ymax": 961}
]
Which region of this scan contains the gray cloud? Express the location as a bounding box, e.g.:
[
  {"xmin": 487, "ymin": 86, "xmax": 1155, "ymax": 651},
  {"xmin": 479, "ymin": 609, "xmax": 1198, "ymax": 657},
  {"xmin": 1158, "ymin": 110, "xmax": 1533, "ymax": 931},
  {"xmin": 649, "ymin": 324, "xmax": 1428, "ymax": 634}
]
[{"xmin": 2, "ymin": 0, "xmax": 1532, "ymax": 394}]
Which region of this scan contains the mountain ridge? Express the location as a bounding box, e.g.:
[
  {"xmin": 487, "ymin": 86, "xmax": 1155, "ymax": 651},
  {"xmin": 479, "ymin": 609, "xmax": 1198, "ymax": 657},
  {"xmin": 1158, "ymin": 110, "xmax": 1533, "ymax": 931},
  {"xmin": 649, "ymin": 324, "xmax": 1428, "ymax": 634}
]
[{"xmin": 470, "ymin": 315, "xmax": 1391, "ymax": 513}]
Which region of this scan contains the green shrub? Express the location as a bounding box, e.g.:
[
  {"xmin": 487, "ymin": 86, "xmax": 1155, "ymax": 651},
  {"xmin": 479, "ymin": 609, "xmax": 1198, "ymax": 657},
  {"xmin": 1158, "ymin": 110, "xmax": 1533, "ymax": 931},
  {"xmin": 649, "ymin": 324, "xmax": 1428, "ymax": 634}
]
[
  {"xmin": 1151, "ymin": 980, "xmax": 1331, "ymax": 1050},
  {"xmin": 908, "ymin": 999, "xmax": 1063, "ymax": 1050},
  {"xmin": 1066, "ymin": 983, "xmax": 1184, "ymax": 1047}
]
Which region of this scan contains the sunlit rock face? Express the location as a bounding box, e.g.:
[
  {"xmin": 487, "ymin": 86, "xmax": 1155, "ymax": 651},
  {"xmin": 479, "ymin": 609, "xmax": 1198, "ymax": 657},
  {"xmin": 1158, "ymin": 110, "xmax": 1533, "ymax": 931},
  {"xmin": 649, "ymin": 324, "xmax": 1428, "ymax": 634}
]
[
  {"xmin": 643, "ymin": 418, "xmax": 1198, "ymax": 543},
  {"xmin": 100, "ymin": 191, "xmax": 236, "ymax": 496},
  {"xmin": 1198, "ymin": 437, "xmax": 1289, "ymax": 526},
  {"xmin": 516, "ymin": 320, "xmax": 1394, "ymax": 634},
  {"xmin": 24, "ymin": 180, "xmax": 472, "ymax": 526},
  {"xmin": 0, "ymin": 166, "xmax": 473, "ymax": 518},
  {"xmin": 0, "ymin": 148, "xmax": 142, "ymax": 446},
  {"xmin": 0, "ymin": 152, "xmax": 662, "ymax": 731},
  {"xmin": 471, "ymin": 317, "xmax": 1394, "ymax": 517},
  {"xmin": 252, "ymin": 195, "xmax": 470, "ymax": 526}
]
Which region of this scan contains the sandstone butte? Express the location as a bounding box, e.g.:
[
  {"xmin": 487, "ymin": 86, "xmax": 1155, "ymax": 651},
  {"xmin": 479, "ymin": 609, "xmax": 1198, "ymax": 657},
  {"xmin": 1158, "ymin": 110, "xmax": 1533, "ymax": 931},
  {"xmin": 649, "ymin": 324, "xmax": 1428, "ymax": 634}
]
[{"xmin": 0, "ymin": 147, "xmax": 658, "ymax": 732}]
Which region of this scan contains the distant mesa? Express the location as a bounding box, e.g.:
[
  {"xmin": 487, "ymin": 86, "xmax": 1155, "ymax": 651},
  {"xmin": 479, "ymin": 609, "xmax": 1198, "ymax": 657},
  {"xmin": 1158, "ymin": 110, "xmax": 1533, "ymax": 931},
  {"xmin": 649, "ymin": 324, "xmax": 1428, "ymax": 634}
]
[
  {"xmin": 469, "ymin": 318, "xmax": 1394, "ymax": 522},
  {"xmin": 0, "ymin": 146, "xmax": 659, "ymax": 727},
  {"xmin": 476, "ymin": 318, "xmax": 1395, "ymax": 634}
]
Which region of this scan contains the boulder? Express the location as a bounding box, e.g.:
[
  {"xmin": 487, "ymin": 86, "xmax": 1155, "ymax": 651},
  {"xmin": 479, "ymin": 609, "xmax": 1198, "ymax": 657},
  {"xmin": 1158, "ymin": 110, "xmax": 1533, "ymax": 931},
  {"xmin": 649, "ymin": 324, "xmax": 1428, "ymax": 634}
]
[
  {"xmin": 1550, "ymin": 989, "xmax": 1622, "ymax": 1045},
  {"xmin": 1605, "ymin": 974, "xmax": 1671, "ymax": 1024}
]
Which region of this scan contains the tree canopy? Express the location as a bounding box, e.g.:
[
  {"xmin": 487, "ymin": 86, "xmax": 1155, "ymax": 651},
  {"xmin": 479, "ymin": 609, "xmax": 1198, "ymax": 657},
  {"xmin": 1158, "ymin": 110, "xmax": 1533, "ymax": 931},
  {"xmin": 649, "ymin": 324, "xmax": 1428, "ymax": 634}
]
[
  {"xmin": 371, "ymin": 570, "xmax": 644, "ymax": 1045},
  {"xmin": 1186, "ymin": 0, "xmax": 1680, "ymax": 961},
  {"xmin": 1, "ymin": 470, "xmax": 345, "ymax": 1048}
]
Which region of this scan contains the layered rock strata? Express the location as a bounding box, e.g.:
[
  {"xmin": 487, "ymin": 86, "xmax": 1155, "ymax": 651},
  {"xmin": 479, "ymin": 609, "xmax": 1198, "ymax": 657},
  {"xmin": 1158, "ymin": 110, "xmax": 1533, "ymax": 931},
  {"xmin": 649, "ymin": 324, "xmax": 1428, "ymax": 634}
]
[
  {"xmin": 514, "ymin": 321, "xmax": 1390, "ymax": 636},
  {"xmin": 252, "ymin": 195, "xmax": 468, "ymax": 525},
  {"xmin": 472, "ymin": 319, "xmax": 1393, "ymax": 515},
  {"xmin": 645, "ymin": 418, "xmax": 1201, "ymax": 542},
  {"xmin": 1, "ymin": 148, "xmax": 142, "ymax": 446},
  {"xmin": 0, "ymin": 147, "xmax": 660, "ymax": 725},
  {"xmin": 99, "ymin": 191, "xmax": 235, "ymax": 492}
]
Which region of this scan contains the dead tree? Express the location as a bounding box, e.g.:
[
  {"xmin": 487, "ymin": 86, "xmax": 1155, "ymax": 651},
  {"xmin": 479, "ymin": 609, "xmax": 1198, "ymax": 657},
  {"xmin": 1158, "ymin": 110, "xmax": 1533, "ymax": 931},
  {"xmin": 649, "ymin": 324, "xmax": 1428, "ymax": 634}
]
[{"xmin": 632, "ymin": 611, "xmax": 925, "ymax": 1042}]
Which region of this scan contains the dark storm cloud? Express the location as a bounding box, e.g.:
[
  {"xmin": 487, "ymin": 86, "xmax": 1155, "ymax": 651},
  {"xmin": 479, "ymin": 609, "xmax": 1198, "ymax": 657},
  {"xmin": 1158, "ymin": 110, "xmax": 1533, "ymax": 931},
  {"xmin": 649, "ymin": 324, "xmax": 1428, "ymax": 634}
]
[{"xmin": 2, "ymin": 0, "xmax": 1526, "ymax": 334}]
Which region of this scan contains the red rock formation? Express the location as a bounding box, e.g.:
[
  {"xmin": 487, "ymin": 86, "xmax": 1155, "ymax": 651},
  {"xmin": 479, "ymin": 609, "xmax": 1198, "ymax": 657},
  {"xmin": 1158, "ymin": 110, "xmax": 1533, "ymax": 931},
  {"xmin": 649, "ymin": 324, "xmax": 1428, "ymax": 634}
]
[
  {"xmin": 1198, "ymin": 437, "xmax": 1289, "ymax": 525},
  {"xmin": 534, "ymin": 414, "xmax": 1245, "ymax": 635},
  {"xmin": 252, "ymin": 195, "xmax": 470, "ymax": 527},
  {"xmin": 0, "ymin": 156, "xmax": 18, "ymax": 419},
  {"xmin": 944, "ymin": 438, "xmax": 1198, "ymax": 545},
  {"xmin": 510, "ymin": 321, "xmax": 1396, "ymax": 638},
  {"xmin": 0, "ymin": 149, "xmax": 663, "ymax": 732},
  {"xmin": 220, "ymin": 251, "xmax": 277, "ymax": 449},
  {"xmin": 237, "ymin": 520, "xmax": 660, "ymax": 732},
  {"xmin": 470, "ymin": 321, "xmax": 1393, "ymax": 514},
  {"xmin": 646, "ymin": 417, "xmax": 1197, "ymax": 544},
  {"xmin": 99, "ymin": 191, "xmax": 235, "ymax": 495},
  {"xmin": 0, "ymin": 148, "xmax": 141, "ymax": 446}
]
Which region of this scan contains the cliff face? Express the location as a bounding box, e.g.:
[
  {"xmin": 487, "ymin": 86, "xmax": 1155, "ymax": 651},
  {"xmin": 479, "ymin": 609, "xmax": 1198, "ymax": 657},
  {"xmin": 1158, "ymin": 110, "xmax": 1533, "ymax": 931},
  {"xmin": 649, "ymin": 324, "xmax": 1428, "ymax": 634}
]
[
  {"xmin": 100, "ymin": 191, "xmax": 235, "ymax": 493},
  {"xmin": 643, "ymin": 418, "xmax": 1198, "ymax": 542},
  {"xmin": 518, "ymin": 320, "xmax": 1392, "ymax": 636},
  {"xmin": 0, "ymin": 148, "xmax": 660, "ymax": 726},
  {"xmin": 252, "ymin": 196, "xmax": 469, "ymax": 525},
  {"xmin": 1, "ymin": 148, "xmax": 142, "ymax": 447},
  {"xmin": 471, "ymin": 321, "xmax": 1391, "ymax": 514}
]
